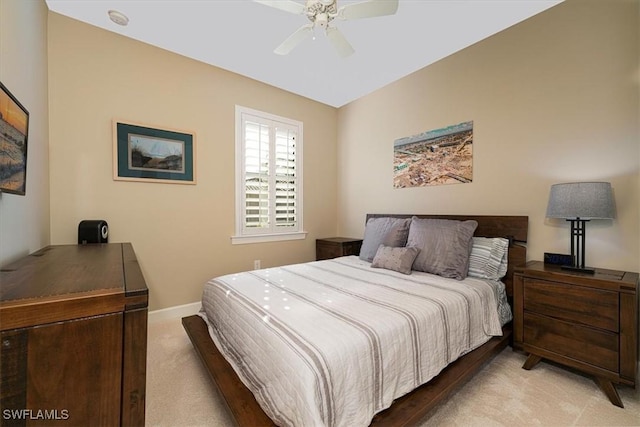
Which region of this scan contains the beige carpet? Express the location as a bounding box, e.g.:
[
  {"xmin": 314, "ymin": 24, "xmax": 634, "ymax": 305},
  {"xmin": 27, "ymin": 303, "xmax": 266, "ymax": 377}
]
[{"xmin": 146, "ymin": 317, "xmax": 640, "ymax": 426}]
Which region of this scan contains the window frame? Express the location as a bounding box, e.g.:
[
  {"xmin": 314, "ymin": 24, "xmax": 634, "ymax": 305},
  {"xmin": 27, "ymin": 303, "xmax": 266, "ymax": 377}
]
[{"xmin": 232, "ymin": 105, "xmax": 306, "ymax": 245}]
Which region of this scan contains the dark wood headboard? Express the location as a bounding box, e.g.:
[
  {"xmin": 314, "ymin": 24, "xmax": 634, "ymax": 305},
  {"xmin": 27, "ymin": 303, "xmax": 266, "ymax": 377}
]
[{"xmin": 365, "ymin": 214, "xmax": 528, "ymax": 297}]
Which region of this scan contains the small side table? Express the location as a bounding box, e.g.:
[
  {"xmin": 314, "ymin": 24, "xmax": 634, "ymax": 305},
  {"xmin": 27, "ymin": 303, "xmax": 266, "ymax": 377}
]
[{"xmin": 316, "ymin": 237, "xmax": 363, "ymax": 260}]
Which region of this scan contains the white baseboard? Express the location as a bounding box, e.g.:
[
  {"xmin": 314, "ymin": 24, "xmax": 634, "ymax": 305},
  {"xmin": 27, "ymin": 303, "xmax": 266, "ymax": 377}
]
[{"xmin": 148, "ymin": 302, "xmax": 201, "ymax": 323}]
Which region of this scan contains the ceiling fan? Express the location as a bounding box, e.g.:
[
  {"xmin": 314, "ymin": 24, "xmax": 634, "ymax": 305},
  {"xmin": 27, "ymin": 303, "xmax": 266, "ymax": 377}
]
[{"xmin": 254, "ymin": 0, "xmax": 399, "ymax": 58}]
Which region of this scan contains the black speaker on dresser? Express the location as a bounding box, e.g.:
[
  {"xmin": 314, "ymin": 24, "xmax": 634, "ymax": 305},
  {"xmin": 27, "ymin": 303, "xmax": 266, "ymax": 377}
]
[{"xmin": 78, "ymin": 220, "xmax": 109, "ymax": 244}]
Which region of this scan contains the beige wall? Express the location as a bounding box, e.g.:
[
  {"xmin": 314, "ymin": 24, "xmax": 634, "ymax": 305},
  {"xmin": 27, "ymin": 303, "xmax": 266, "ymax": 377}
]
[
  {"xmin": 337, "ymin": 0, "xmax": 639, "ymax": 274},
  {"xmin": 47, "ymin": 13, "xmax": 338, "ymax": 310},
  {"xmin": 0, "ymin": 0, "xmax": 50, "ymax": 266}
]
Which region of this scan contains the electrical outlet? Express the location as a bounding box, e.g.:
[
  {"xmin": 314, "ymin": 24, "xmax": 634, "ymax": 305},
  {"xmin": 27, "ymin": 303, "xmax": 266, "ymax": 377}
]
[{"xmin": 254, "ymin": 260, "xmax": 261, "ymax": 270}]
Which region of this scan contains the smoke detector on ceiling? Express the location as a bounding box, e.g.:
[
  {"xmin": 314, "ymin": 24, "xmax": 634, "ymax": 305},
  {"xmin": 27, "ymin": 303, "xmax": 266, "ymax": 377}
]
[{"xmin": 108, "ymin": 10, "xmax": 129, "ymax": 26}]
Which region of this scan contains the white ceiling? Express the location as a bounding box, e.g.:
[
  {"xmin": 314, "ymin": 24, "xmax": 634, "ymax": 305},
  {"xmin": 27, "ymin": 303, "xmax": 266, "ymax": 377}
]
[{"xmin": 45, "ymin": 0, "xmax": 562, "ymax": 108}]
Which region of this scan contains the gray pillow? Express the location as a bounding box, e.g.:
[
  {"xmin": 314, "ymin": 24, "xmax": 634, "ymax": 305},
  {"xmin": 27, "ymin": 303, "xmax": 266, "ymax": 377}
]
[
  {"xmin": 371, "ymin": 245, "xmax": 420, "ymax": 275},
  {"xmin": 407, "ymin": 217, "xmax": 478, "ymax": 280},
  {"xmin": 359, "ymin": 217, "xmax": 411, "ymax": 262}
]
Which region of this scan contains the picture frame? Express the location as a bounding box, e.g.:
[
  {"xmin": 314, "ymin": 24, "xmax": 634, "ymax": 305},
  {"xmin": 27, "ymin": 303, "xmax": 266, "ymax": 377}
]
[
  {"xmin": 113, "ymin": 120, "xmax": 196, "ymax": 184},
  {"xmin": 0, "ymin": 81, "xmax": 30, "ymax": 195}
]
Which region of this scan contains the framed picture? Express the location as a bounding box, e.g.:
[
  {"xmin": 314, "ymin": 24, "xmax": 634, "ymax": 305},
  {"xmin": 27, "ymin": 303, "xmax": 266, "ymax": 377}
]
[
  {"xmin": 113, "ymin": 120, "xmax": 196, "ymax": 184},
  {"xmin": 393, "ymin": 120, "xmax": 473, "ymax": 188},
  {"xmin": 0, "ymin": 81, "xmax": 29, "ymax": 195}
]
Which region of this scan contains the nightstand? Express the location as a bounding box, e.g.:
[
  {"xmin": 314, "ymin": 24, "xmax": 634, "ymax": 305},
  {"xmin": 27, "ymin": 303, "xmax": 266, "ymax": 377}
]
[
  {"xmin": 513, "ymin": 261, "xmax": 638, "ymax": 408},
  {"xmin": 316, "ymin": 237, "xmax": 363, "ymax": 260}
]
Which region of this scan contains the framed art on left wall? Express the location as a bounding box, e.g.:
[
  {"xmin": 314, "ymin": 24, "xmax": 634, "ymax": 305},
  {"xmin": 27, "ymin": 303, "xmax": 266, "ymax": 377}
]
[
  {"xmin": 113, "ymin": 120, "xmax": 196, "ymax": 184},
  {"xmin": 0, "ymin": 81, "xmax": 29, "ymax": 195}
]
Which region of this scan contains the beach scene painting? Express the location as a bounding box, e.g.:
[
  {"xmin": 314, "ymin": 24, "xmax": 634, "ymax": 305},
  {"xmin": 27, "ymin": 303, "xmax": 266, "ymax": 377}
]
[
  {"xmin": 393, "ymin": 121, "xmax": 473, "ymax": 188},
  {"xmin": 0, "ymin": 82, "xmax": 29, "ymax": 195}
]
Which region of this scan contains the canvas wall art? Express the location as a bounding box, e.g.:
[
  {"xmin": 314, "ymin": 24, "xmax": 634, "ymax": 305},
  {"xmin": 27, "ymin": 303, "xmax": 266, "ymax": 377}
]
[
  {"xmin": 0, "ymin": 82, "xmax": 29, "ymax": 195},
  {"xmin": 394, "ymin": 121, "xmax": 473, "ymax": 188}
]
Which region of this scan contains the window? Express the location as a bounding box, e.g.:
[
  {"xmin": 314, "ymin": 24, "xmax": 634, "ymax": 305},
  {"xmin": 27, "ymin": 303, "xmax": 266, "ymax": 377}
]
[{"xmin": 233, "ymin": 106, "xmax": 305, "ymax": 244}]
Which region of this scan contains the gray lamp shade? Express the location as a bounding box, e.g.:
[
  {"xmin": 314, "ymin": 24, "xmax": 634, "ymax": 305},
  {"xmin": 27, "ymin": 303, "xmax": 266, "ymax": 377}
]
[{"xmin": 546, "ymin": 182, "xmax": 615, "ymax": 220}]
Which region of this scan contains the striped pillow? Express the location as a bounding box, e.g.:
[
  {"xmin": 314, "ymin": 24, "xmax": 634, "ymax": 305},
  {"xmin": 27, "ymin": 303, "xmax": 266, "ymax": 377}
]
[{"xmin": 468, "ymin": 237, "xmax": 509, "ymax": 280}]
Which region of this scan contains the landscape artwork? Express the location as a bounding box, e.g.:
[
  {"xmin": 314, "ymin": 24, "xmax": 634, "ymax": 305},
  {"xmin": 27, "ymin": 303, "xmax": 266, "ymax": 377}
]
[
  {"xmin": 0, "ymin": 82, "xmax": 29, "ymax": 195},
  {"xmin": 114, "ymin": 121, "xmax": 195, "ymax": 184},
  {"xmin": 128, "ymin": 134, "xmax": 184, "ymax": 173},
  {"xmin": 393, "ymin": 121, "xmax": 473, "ymax": 188}
]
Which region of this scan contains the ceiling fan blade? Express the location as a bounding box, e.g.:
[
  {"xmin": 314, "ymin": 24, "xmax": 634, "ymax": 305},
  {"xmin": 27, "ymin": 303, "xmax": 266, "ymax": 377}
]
[
  {"xmin": 339, "ymin": 0, "xmax": 399, "ymax": 20},
  {"xmin": 326, "ymin": 27, "xmax": 355, "ymax": 58},
  {"xmin": 253, "ymin": 0, "xmax": 306, "ymax": 15},
  {"xmin": 274, "ymin": 24, "xmax": 314, "ymax": 55}
]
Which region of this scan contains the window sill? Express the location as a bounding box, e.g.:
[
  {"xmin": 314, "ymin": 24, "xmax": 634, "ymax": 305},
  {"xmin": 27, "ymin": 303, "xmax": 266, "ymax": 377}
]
[{"xmin": 231, "ymin": 231, "xmax": 307, "ymax": 245}]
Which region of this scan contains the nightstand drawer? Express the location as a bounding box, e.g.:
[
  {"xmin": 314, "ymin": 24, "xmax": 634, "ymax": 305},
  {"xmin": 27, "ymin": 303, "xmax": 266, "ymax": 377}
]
[
  {"xmin": 524, "ymin": 312, "xmax": 619, "ymax": 372},
  {"xmin": 523, "ymin": 278, "xmax": 618, "ymax": 332}
]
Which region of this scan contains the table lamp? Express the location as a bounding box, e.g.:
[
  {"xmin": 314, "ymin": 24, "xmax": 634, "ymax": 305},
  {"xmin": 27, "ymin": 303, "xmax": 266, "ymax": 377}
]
[{"xmin": 546, "ymin": 182, "xmax": 615, "ymax": 274}]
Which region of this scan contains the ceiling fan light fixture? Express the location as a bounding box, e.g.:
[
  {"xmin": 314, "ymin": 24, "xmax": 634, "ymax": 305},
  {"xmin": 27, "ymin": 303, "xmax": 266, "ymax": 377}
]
[
  {"xmin": 258, "ymin": 0, "xmax": 399, "ymax": 57},
  {"xmin": 316, "ymin": 13, "xmax": 329, "ymax": 28}
]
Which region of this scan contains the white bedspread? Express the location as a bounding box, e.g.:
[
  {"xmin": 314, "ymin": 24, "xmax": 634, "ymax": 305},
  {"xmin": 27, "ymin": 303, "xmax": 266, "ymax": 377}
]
[{"xmin": 200, "ymin": 256, "xmax": 506, "ymax": 427}]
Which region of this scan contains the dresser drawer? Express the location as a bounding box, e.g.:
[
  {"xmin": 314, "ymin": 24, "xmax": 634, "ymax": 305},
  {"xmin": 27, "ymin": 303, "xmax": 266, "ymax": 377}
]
[
  {"xmin": 523, "ymin": 278, "xmax": 618, "ymax": 332},
  {"xmin": 524, "ymin": 312, "xmax": 619, "ymax": 372}
]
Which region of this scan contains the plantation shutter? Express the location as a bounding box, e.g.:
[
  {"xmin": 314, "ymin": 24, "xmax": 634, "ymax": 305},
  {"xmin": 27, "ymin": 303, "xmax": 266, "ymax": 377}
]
[
  {"xmin": 243, "ymin": 119, "xmax": 270, "ymax": 230},
  {"xmin": 241, "ymin": 113, "xmax": 300, "ymax": 236},
  {"xmin": 274, "ymin": 126, "xmax": 297, "ymax": 229}
]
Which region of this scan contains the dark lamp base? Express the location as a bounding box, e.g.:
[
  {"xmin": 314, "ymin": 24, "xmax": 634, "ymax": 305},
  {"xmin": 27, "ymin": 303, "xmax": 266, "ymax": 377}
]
[{"xmin": 561, "ymin": 265, "xmax": 595, "ymax": 274}]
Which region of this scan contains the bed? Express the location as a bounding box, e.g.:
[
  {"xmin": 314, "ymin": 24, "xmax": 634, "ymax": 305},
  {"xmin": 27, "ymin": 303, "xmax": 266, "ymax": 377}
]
[{"xmin": 183, "ymin": 214, "xmax": 528, "ymax": 426}]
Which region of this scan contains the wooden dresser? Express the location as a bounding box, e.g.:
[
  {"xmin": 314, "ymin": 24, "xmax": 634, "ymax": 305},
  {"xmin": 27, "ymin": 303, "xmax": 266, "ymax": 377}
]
[
  {"xmin": 315, "ymin": 238, "xmax": 363, "ymax": 261},
  {"xmin": 0, "ymin": 243, "xmax": 148, "ymax": 426},
  {"xmin": 513, "ymin": 261, "xmax": 638, "ymax": 408}
]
